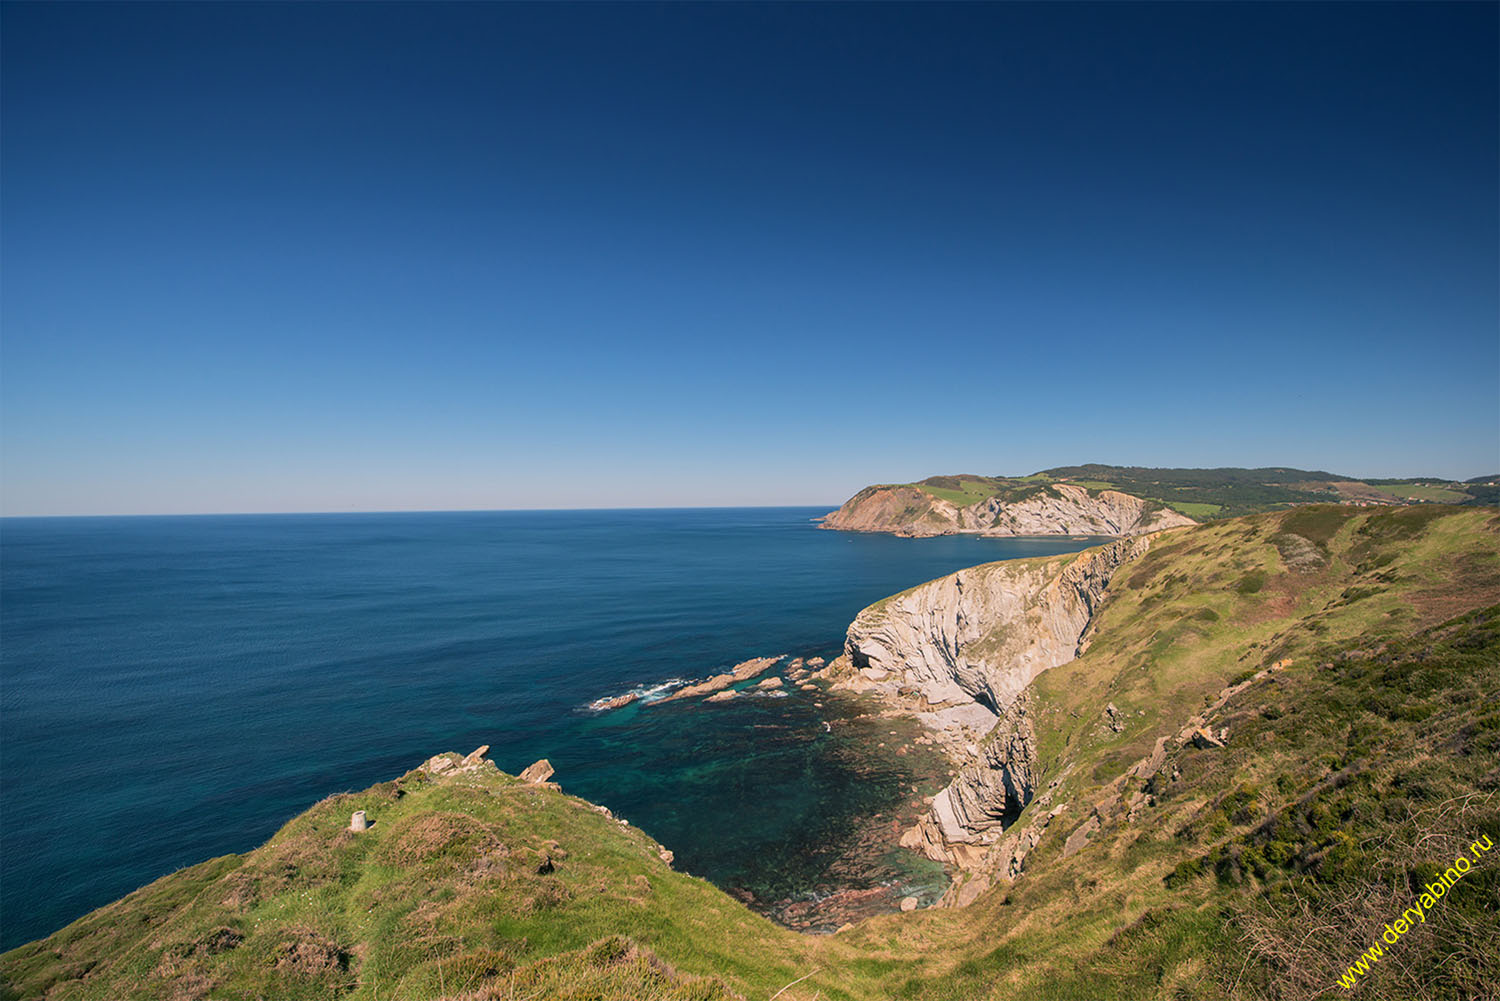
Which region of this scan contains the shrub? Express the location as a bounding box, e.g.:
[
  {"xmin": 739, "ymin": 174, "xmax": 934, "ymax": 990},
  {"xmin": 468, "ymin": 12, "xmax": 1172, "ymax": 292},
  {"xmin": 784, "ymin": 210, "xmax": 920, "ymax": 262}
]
[
  {"xmin": 1165, "ymin": 857, "xmax": 1206, "ymax": 888},
  {"xmin": 1236, "ymin": 571, "xmax": 1267, "ymax": 594}
]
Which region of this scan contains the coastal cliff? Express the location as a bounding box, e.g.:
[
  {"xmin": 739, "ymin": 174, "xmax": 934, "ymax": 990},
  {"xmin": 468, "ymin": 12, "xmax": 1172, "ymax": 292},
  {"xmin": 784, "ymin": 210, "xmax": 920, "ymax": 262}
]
[
  {"xmin": 842, "ymin": 536, "xmax": 1150, "ymax": 710},
  {"xmin": 823, "ymin": 504, "xmax": 1500, "ymax": 917},
  {"xmin": 821, "ymin": 481, "xmax": 1193, "ymax": 538},
  {"xmin": 831, "ymin": 537, "xmax": 1151, "ymax": 874}
]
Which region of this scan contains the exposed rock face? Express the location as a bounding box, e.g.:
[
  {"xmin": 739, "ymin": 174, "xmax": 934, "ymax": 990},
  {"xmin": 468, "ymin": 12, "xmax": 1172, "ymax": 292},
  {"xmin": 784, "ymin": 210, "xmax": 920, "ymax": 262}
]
[
  {"xmin": 977, "ymin": 484, "xmax": 1193, "ymax": 537},
  {"xmin": 519, "ymin": 759, "xmax": 555, "ymax": 784},
  {"xmin": 421, "ymin": 749, "xmax": 503, "ymax": 781},
  {"xmin": 1191, "ymin": 727, "xmax": 1228, "ymax": 749},
  {"xmin": 847, "ymin": 538, "xmax": 1152, "ymax": 874},
  {"xmin": 846, "ymin": 537, "xmax": 1151, "ymax": 711},
  {"xmin": 937, "ymin": 695, "xmax": 1037, "ymax": 838},
  {"xmin": 821, "ymin": 485, "xmax": 956, "ymax": 536},
  {"xmin": 822, "ymin": 482, "xmax": 1193, "ymax": 538},
  {"xmin": 900, "ymin": 693, "xmax": 1039, "ymax": 868}
]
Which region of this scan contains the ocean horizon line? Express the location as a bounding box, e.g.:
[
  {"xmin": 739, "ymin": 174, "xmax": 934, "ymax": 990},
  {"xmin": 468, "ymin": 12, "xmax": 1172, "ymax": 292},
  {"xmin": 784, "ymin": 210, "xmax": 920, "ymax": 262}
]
[{"xmin": 0, "ymin": 503, "xmax": 844, "ymax": 521}]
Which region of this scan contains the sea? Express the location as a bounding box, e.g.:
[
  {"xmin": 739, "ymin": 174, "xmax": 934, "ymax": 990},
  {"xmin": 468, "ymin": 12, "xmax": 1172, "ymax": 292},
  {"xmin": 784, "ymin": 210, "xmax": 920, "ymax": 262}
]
[{"xmin": 0, "ymin": 508, "xmax": 1106, "ymax": 948}]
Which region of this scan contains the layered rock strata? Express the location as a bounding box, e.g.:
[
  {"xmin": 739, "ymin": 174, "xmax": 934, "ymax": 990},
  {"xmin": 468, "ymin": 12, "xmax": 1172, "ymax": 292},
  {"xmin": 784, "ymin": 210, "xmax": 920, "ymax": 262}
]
[
  {"xmin": 897, "ymin": 692, "xmax": 1039, "ymax": 869},
  {"xmin": 834, "ymin": 538, "xmax": 1152, "ymax": 880},
  {"xmin": 822, "ymin": 482, "xmax": 1193, "ymax": 538}
]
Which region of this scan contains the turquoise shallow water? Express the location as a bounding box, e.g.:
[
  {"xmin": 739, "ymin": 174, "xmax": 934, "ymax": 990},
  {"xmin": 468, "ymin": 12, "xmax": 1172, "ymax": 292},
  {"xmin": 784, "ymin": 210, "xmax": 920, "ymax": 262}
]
[{"xmin": 0, "ymin": 508, "xmax": 1105, "ymax": 946}]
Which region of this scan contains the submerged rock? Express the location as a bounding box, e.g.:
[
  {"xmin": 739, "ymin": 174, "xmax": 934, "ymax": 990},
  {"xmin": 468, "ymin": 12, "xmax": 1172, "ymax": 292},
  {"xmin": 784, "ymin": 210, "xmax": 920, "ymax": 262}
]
[
  {"xmin": 590, "ymin": 692, "xmax": 639, "ymax": 711},
  {"xmin": 655, "ymin": 656, "xmax": 783, "ymax": 703}
]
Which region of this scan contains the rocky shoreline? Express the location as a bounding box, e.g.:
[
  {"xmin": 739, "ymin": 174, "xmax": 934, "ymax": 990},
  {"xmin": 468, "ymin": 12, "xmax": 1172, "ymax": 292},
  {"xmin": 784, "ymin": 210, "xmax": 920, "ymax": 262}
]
[{"xmin": 585, "ymin": 650, "xmax": 956, "ymax": 930}]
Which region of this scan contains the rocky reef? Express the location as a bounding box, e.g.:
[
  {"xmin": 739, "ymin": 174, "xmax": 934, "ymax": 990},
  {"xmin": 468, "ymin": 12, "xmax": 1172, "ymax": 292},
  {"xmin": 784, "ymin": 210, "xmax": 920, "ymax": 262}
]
[
  {"xmin": 655, "ymin": 655, "xmax": 783, "ymax": 703},
  {"xmin": 821, "ymin": 481, "xmax": 1193, "ymax": 537}
]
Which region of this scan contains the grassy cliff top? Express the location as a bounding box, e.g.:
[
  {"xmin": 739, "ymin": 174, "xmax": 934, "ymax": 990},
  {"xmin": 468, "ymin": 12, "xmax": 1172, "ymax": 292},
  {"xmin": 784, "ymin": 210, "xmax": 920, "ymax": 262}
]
[{"xmin": 878, "ymin": 466, "xmax": 1497, "ymax": 519}]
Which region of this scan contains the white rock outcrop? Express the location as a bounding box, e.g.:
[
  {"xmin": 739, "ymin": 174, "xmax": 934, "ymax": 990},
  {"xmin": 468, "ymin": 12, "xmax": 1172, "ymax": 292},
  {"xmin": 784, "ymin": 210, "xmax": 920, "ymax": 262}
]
[
  {"xmin": 846, "ymin": 538, "xmax": 1152, "ymax": 872},
  {"xmin": 846, "ymin": 536, "xmax": 1150, "ymax": 711}
]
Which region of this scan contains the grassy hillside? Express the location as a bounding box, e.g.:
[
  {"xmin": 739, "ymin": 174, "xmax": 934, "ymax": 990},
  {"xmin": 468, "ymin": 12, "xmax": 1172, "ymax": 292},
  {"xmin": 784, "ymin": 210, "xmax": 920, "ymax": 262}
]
[
  {"xmin": 961, "ymin": 504, "xmax": 1500, "ymax": 999},
  {"xmin": 905, "ymin": 474, "xmax": 1053, "ymax": 508},
  {"xmin": 1038, "ymin": 465, "xmax": 1497, "ymax": 516},
  {"xmin": 886, "ymin": 466, "xmax": 1499, "ymax": 520},
  {"xmin": 6, "ymin": 506, "xmax": 1498, "ymax": 1001},
  {"xmin": 0, "ymin": 756, "xmax": 819, "ymax": 1001}
]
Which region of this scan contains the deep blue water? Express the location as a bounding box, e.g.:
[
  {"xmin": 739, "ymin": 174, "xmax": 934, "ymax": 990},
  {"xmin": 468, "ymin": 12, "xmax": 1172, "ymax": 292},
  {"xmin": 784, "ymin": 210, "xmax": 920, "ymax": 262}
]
[{"xmin": 0, "ymin": 508, "xmax": 1104, "ymax": 947}]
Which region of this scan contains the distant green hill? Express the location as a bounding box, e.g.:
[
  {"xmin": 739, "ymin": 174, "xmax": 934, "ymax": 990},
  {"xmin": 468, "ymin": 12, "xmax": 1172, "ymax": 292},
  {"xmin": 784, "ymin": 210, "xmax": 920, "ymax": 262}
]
[{"xmin": 1036, "ymin": 464, "xmax": 1491, "ymax": 515}]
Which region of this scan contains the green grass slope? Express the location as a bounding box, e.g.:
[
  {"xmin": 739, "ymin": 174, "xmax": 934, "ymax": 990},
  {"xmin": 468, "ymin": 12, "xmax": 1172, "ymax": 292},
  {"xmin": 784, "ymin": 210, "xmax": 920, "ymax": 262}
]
[
  {"xmin": 887, "ymin": 504, "xmax": 1500, "ymax": 1000},
  {"xmin": 0, "ymin": 759, "xmax": 820, "ymax": 1001},
  {"xmin": 1039, "ymin": 465, "xmax": 1497, "ymax": 515},
  {"xmin": 861, "ymin": 467, "xmax": 1498, "ymax": 521},
  {"xmin": 867, "ymin": 606, "xmax": 1499, "ymax": 1001},
  {"xmin": 6, "ymin": 506, "xmax": 1498, "ymax": 1001}
]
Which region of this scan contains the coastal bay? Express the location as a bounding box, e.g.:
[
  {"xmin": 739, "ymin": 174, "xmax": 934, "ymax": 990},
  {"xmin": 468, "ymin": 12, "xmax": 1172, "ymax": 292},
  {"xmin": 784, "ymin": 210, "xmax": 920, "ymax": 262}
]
[{"xmin": 0, "ymin": 507, "xmax": 1104, "ymax": 947}]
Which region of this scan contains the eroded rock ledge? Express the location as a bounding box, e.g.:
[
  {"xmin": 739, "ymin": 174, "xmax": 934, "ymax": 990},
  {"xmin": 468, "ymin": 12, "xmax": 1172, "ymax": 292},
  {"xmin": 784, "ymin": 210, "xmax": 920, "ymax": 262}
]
[{"xmin": 822, "ymin": 537, "xmax": 1152, "ymax": 890}]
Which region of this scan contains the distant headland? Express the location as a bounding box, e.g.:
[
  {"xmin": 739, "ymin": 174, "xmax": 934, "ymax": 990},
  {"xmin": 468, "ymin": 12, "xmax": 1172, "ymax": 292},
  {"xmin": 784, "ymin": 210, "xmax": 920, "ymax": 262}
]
[{"xmin": 820, "ymin": 464, "xmax": 1499, "ymax": 538}]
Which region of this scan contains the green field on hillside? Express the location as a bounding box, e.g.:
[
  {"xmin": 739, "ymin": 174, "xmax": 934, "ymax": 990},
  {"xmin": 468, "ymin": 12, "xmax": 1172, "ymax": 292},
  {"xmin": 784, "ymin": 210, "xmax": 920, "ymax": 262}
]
[
  {"xmin": 1366, "ymin": 480, "xmax": 1472, "ymax": 503},
  {"xmin": 892, "ymin": 466, "xmax": 1496, "ymax": 520}
]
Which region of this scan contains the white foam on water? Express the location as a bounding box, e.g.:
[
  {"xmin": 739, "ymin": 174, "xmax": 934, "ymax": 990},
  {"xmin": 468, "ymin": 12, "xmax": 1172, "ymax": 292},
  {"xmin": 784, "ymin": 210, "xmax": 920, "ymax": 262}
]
[{"xmin": 587, "ymin": 677, "xmax": 689, "ymax": 711}]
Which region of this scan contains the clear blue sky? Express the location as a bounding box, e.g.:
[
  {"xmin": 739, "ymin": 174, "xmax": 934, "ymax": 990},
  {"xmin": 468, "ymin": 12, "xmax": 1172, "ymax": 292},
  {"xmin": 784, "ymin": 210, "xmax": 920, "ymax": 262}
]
[{"xmin": 3, "ymin": 2, "xmax": 1496, "ymax": 515}]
